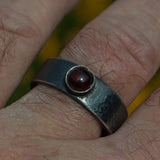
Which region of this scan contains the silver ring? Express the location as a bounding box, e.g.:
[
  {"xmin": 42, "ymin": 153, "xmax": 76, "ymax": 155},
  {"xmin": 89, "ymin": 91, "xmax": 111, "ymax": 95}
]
[{"xmin": 31, "ymin": 58, "xmax": 128, "ymax": 136}]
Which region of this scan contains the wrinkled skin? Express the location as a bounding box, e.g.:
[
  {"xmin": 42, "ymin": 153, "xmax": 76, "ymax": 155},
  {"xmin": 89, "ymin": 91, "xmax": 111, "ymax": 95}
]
[{"xmin": 0, "ymin": 0, "xmax": 159, "ymax": 159}]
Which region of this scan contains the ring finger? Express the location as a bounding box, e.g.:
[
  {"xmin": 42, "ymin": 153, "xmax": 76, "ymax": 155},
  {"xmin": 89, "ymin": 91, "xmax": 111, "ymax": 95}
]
[{"xmin": 2, "ymin": 0, "xmax": 160, "ymax": 141}]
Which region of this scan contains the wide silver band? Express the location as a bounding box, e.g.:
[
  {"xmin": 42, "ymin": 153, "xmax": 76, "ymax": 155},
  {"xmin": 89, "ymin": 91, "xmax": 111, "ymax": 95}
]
[{"xmin": 31, "ymin": 58, "xmax": 128, "ymax": 136}]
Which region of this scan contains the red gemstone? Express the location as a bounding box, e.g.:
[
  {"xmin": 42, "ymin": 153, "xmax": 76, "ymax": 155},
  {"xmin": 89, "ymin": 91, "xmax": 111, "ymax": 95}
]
[{"xmin": 66, "ymin": 66, "xmax": 94, "ymax": 92}]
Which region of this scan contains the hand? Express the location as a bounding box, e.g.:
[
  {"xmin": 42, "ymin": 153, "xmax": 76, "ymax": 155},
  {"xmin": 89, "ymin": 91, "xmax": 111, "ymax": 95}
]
[{"xmin": 0, "ymin": 0, "xmax": 160, "ymax": 159}]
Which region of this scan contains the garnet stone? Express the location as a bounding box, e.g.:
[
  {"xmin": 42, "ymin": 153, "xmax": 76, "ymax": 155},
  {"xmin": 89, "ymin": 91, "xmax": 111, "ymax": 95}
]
[{"xmin": 65, "ymin": 65, "xmax": 95, "ymax": 94}]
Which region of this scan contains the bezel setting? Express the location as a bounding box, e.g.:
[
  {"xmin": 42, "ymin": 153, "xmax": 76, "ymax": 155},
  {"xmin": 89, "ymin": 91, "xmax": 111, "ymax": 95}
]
[{"xmin": 65, "ymin": 65, "xmax": 95, "ymax": 95}]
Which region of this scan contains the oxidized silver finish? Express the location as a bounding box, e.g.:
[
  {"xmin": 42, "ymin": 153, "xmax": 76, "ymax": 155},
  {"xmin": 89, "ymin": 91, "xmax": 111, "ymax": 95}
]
[
  {"xmin": 65, "ymin": 65, "xmax": 96, "ymax": 95},
  {"xmin": 31, "ymin": 58, "xmax": 128, "ymax": 136}
]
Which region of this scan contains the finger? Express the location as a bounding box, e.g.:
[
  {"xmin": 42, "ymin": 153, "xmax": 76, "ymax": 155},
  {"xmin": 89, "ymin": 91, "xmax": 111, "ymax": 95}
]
[
  {"xmin": 5, "ymin": 0, "xmax": 160, "ymax": 140},
  {"xmin": 0, "ymin": 0, "xmax": 79, "ymax": 107},
  {"xmin": 0, "ymin": 132, "xmax": 139, "ymax": 160},
  {"xmin": 0, "ymin": 134, "xmax": 121, "ymax": 160},
  {"xmin": 61, "ymin": 0, "xmax": 160, "ymax": 106},
  {"xmin": 106, "ymin": 87, "xmax": 160, "ymax": 159}
]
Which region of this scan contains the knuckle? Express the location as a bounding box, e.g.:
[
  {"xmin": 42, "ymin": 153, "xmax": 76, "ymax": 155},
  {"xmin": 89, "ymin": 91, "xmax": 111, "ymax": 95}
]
[
  {"xmin": 0, "ymin": 28, "xmax": 16, "ymax": 66},
  {"xmin": 0, "ymin": 7, "xmax": 42, "ymax": 67},
  {"xmin": 62, "ymin": 27, "xmax": 106, "ymax": 67},
  {"xmin": 108, "ymin": 23, "xmax": 156, "ymax": 75},
  {"xmin": 0, "ymin": 6, "xmax": 41, "ymax": 43},
  {"xmin": 63, "ymin": 23, "xmax": 156, "ymax": 76}
]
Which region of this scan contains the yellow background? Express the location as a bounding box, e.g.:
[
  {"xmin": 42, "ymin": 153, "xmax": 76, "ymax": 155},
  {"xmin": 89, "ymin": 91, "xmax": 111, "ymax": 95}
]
[{"xmin": 7, "ymin": 0, "xmax": 160, "ymax": 116}]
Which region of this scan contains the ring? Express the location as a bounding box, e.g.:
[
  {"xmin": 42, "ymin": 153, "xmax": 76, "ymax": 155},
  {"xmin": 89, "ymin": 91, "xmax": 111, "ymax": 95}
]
[{"xmin": 31, "ymin": 58, "xmax": 128, "ymax": 136}]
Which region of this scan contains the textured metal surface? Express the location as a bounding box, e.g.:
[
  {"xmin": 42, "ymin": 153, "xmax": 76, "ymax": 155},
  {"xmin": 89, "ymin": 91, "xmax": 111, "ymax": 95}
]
[{"xmin": 31, "ymin": 58, "xmax": 128, "ymax": 135}]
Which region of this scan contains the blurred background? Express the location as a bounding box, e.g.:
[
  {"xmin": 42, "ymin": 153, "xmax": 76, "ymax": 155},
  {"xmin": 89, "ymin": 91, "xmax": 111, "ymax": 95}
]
[{"xmin": 7, "ymin": 0, "xmax": 160, "ymax": 115}]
